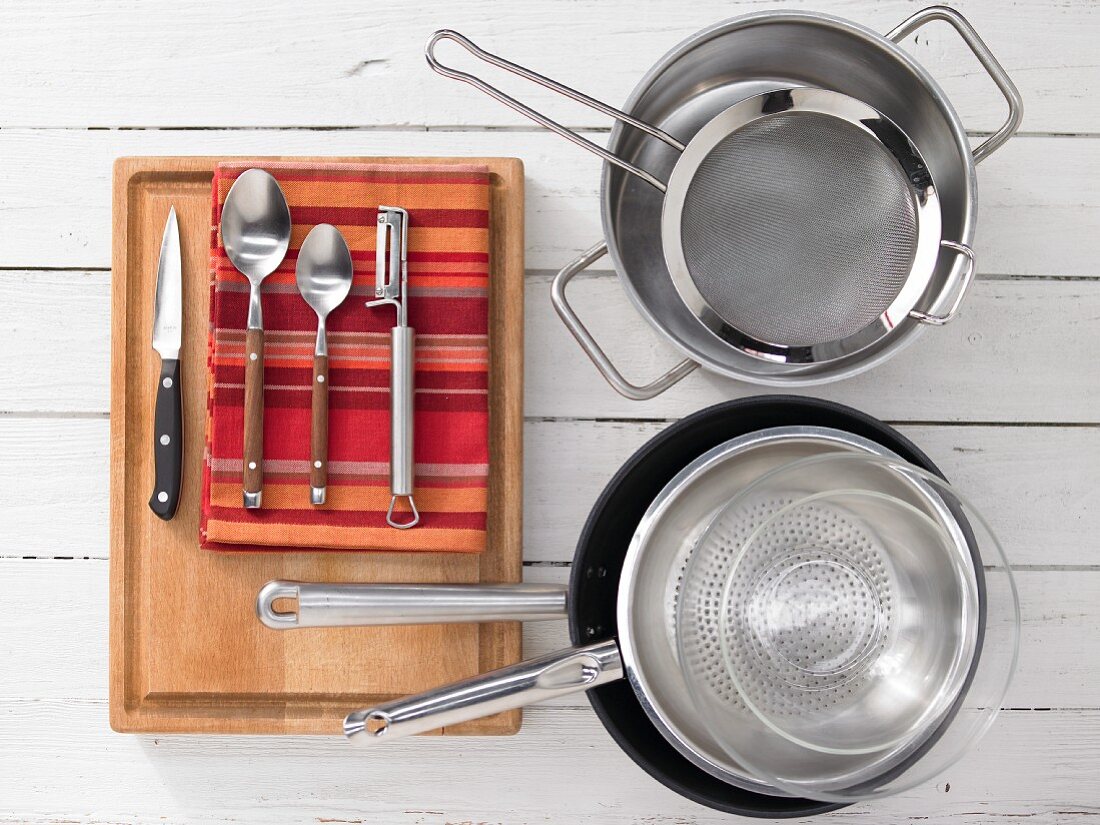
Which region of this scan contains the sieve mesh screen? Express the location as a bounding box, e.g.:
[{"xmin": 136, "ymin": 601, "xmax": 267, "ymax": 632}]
[{"xmin": 679, "ymin": 111, "xmax": 919, "ymax": 347}]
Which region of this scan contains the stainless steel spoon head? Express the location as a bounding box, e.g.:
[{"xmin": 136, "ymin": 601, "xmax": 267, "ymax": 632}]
[
  {"xmin": 297, "ymin": 224, "xmax": 354, "ymax": 319},
  {"xmin": 220, "ymin": 169, "xmax": 292, "ymax": 285}
]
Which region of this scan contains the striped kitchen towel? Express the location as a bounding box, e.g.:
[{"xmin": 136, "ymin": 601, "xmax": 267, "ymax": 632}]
[{"xmin": 200, "ymin": 161, "xmax": 491, "ymax": 553}]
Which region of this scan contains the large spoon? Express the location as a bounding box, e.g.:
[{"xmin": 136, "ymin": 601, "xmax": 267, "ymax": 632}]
[
  {"xmin": 296, "ymin": 224, "xmax": 354, "ymax": 505},
  {"xmin": 220, "ymin": 169, "xmax": 292, "ymax": 509}
]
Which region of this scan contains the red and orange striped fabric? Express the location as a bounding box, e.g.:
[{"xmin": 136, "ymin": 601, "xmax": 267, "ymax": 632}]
[{"xmin": 200, "ymin": 161, "xmax": 491, "ymax": 553}]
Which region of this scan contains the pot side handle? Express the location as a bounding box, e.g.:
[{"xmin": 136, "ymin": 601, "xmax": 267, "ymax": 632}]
[
  {"xmin": 909, "ymin": 240, "xmax": 977, "ymax": 325},
  {"xmin": 552, "ymin": 243, "xmax": 699, "ymax": 401},
  {"xmin": 344, "ymin": 640, "xmax": 623, "ymax": 743},
  {"xmin": 888, "ymin": 5, "xmax": 1023, "ymax": 164}
]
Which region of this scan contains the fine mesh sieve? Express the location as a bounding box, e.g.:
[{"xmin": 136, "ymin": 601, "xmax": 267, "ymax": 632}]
[
  {"xmin": 661, "ymin": 88, "xmax": 945, "ymax": 362},
  {"xmin": 678, "ymin": 111, "xmax": 920, "ymax": 348}
]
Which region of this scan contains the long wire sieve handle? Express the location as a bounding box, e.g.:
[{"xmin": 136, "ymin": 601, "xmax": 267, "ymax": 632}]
[{"xmin": 425, "ymin": 30, "xmax": 681, "ymax": 192}]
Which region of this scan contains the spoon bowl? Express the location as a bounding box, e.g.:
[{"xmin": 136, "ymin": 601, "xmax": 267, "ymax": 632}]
[
  {"xmin": 222, "ymin": 169, "xmax": 292, "ymax": 285},
  {"xmin": 297, "ymin": 224, "xmax": 354, "ymax": 323}
]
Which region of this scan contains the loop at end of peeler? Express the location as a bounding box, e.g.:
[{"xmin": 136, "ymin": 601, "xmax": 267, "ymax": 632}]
[{"xmin": 386, "ymin": 495, "xmax": 420, "ymax": 530}]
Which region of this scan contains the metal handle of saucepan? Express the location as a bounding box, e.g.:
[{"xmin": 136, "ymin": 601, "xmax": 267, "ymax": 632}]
[
  {"xmin": 425, "ymin": 29, "xmax": 683, "ymax": 192},
  {"xmin": 888, "ymin": 5, "xmax": 1023, "ymax": 164},
  {"xmin": 345, "ymin": 640, "xmax": 622, "ymax": 742},
  {"xmin": 256, "ymin": 581, "xmax": 569, "ymax": 629},
  {"xmin": 551, "ymin": 242, "xmax": 699, "ymax": 400},
  {"xmin": 909, "ymin": 240, "xmax": 977, "ymax": 325}
]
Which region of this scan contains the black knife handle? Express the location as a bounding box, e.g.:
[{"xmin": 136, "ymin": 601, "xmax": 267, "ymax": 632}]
[{"xmin": 148, "ymin": 358, "xmax": 183, "ymax": 520}]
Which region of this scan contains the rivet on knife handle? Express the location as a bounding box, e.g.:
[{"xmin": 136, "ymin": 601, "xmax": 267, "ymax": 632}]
[
  {"xmin": 367, "ymin": 206, "xmax": 419, "ymax": 529},
  {"xmin": 149, "ymin": 358, "xmax": 183, "ymax": 520}
]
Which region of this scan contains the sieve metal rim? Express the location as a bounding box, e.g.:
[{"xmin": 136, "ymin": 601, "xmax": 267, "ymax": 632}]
[{"xmin": 660, "ymin": 87, "xmax": 943, "ymax": 365}]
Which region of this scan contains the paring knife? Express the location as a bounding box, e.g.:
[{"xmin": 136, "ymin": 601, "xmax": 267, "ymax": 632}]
[{"xmin": 148, "ymin": 207, "xmax": 183, "ymax": 520}]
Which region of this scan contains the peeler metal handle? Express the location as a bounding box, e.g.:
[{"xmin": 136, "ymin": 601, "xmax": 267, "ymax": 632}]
[
  {"xmin": 368, "ymin": 206, "xmax": 419, "ymax": 528},
  {"xmin": 388, "ymin": 324, "xmax": 417, "ymax": 527}
]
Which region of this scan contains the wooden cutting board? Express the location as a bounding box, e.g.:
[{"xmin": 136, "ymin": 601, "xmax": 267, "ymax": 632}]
[{"xmin": 109, "ymin": 156, "xmax": 524, "ymax": 734}]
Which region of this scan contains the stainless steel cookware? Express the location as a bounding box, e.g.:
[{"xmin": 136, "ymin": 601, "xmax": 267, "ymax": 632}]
[
  {"xmin": 260, "ymin": 426, "xmax": 920, "ymax": 794},
  {"xmin": 676, "ymin": 452, "xmax": 1018, "ymax": 801},
  {"xmin": 427, "ymin": 7, "xmax": 1022, "ymax": 395}
]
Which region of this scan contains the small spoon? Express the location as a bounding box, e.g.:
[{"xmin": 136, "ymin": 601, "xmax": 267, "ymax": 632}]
[
  {"xmin": 220, "ymin": 169, "xmax": 292, "ymax": 509},
  {"xmin": 296, "ymin": 224, "xmax": 354, "ymax": 505}
]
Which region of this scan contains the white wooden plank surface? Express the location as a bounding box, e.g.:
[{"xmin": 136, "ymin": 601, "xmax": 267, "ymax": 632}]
[
  {"xmin": 0, "ymin": 559, "xmax": 1093, "ymax": 711},
  {"xmin": 3, "ymin": 417, "xmax": 1098, "ymax": 568},
  {"xmin": 0, "ymin": 0, "xmax": 1095, "ymax": 133},
  {"xmin": 0, "ymin": 699, "xmax": 1095, "ymax": 825},
  {"xmin": 2, "ymin": 271, "xmax": 1097, "ymax": 422},
  {"xmin": 0, "ymin": 130, "xmax": 1092, "ymax": 274},
  {"xmin": 1, "ymin": 0, "xmax": 1097, "ymax": 822}
]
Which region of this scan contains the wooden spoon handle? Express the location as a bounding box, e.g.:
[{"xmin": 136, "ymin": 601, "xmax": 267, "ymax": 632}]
[
  {"xmin": 242, "ymin": 327, "xmax": 265, "ymax": 508},
  {"xmin": 310, "ymin": 354, "xmax": 329, "ymax": 504}
]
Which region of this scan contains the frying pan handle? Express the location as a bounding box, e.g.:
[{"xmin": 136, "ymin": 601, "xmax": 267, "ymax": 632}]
[
  {"xmin": 256, "ymin": 581, "xmax": 569, "ymax": 628},
  {"xmin": 425, "ymin": 30, "xmax": 680, "ymax": 192},
  {"xmin": 552, "ymin": 243, "xmax": 699, "ymax": 401},
  {"xmin": 344, "ymin": 640, "xmax": 622, "ymax": 743},
  {"xmin": 909, "ymin": 240, "xmax": 977, "ymax": 325},
  {"xmin": 888, "ymin": 6, "xmax": 1023, "ymax": 164}
]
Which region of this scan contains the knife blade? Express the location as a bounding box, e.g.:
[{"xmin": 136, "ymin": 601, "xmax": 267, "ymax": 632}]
[{"xmin": 149, "ymin": 207, "xmax": 183, "ymax": 520}]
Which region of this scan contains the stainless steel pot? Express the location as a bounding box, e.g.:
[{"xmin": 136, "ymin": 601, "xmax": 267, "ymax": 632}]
[{"xmin": 427, "ymin": 6, "xmax": 1022, "ymax": 397}]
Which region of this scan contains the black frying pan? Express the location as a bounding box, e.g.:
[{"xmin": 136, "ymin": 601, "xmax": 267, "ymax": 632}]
[{"xmin": 568, "ymin": 396, "xmax": 949, "ymax": 817}]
